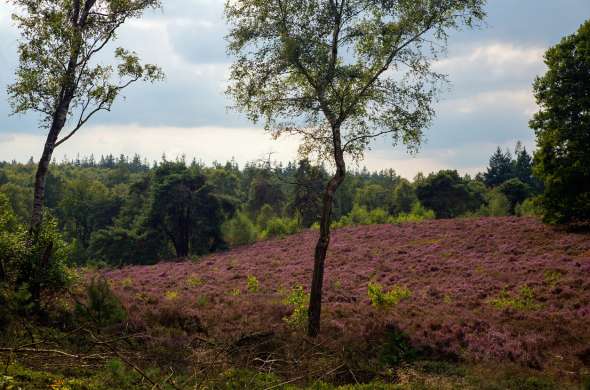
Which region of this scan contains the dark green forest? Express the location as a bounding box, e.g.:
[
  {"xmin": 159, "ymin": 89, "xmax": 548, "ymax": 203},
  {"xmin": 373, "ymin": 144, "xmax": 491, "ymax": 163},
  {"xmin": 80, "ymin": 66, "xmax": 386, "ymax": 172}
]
[{"xmin": 0, "ymin": 143, "xmax": 541, "ymax": 267}]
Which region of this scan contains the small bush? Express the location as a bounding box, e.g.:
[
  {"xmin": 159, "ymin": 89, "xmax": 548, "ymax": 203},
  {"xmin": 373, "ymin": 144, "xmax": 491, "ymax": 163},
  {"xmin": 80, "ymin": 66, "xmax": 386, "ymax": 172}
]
[
  {"xmin": 515, "ymin": 197, "xmax": 543, "ymax": 217},
  {"xmin": 388, "ymin": 202, "xmax": 435, "ymax": 224},
  {"xmin": 228, "ymin": 288, "xmax": 241, "ymax": 296},
  {"xmin": 222, "ymin": 212, "xmax": 258, "ymax": 247},
  {"xmin": 368, "ymin": 282, "xmax": 411, "ymax": 308},
  {"xmin": 282, "ymin": 285, "xmax": 309, "ymax": 329},
  {"xmin": 186, "ymin": 274, "xmax": 204, "ymax": 287},
  {"xmin": 255, "ymin": 204, "xmax": 275, "ymax": 230},
  {"xmin": 489, "ymin": 285, "xmax": 541, "ymax": 310},
  {"xmin": 75, "ymin": 277, "xmax": 126, "ymax": 327},
  {"xmin": 261, "ymin": 217, "xmax": 300, "ymax": 239},
  {"xmin": 379, "ymin": 324, "xmax": 418, "ymax": 367},
  {"xmin": 543, "ymin": 270, "xmax": 563, "ymax": 288},
  {"xmin": 246, "ymin": 275, "xmax": 259, "ymax": 293},
  {"xmin": 484, "ymin": 191, "xmax": 511, "ymax": 217},
  {"xmin": 164, "ymin": 290, "xmax": 179, "ymax": 301}
]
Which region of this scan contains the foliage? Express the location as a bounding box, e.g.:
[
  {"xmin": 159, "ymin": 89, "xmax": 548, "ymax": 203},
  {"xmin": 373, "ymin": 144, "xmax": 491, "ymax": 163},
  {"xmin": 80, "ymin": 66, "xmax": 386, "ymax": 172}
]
[
  {"xmin": 148, "ymin": 162, "xmax": 235, "ymax": 257},
  {"xmin": 530, "ymin": 20, "xmax": 590, "ymax": 224},
  {"xmin": 247, "ymin": 275, "xmax": 259, "ymax": 293},
  {"xmin": 355, "ymin": 184, "xmax": 391, "ymax": 212},
  {"xmin": 488, "ymin": 286, "xmax": 541, "ymax": 311},
  {"xmin": 248, "ymin": 175, "xmax": 285, "ymax": 216},
  {"xmin": 368, "ymin": 282, "xmax": 411, "ymax": 308},
  {"xmin": 482, "ymin": 190, "xmax": 511, "ymax": 217},
  {"xmin": 484, "ymin": 147, "xmax": 514, "ymax": 187},
  {"xmin": 75, "ymin": 277, "xmax": 126, "ymax": 327},
  {"xmin": 392, "ymin": 179, "xmax": 417, "ymax": 215},
  {"xmin": 497, "ymin": 178, "xmax": 531, "ymax": 215},
  {"xmin": 226, "ymin": 0, "xmax": 485, "ymax": 162},
  {"xmin": 333, "ymin": 201, "xmax": 434, "ymax": 228},
  {"xmin": 19, "ymin": 213, "xmax": 73, "ymax": 303},
  {"xmin": 416, "ymin": 170, "xmax": 483, "ymax": 218},
  {"xmin": 0, "ymin": 193, "xmax": 26, "ymax": 284},
  {"xmin": 8, "ymin": 0, "xmax": 164, "ymax": 128},
  {"xmin": 222, "ymin": 212, "xmax": 258, "ymax": 247},
  {"xmin": 255, "ymin": 204, "xmax": 276, "ymax": 231},
  {"xmin": 289, "ymin": 159, "xmax": 326, "ymax": 227},
  {"xmin": 89, "ymin": 226, "xmax": 168, "ymax": 266},
  {"xmin": 515, "ymin": 197, "xmax": 543, "ymax": 218},
  {"xmin": 282, "ymin": 285, "xmax": 309, "ymax": 329},
  {"xmin": 58, "ymin": 176, "xmax": 122, "ymax": 263},
  {"xmin": 261, "ymin": 216, "xmax": 300, "ymax": 239},
  {"xmin": 388, "ymin": 202, "xmax": 435, "ymax": 224},
  {"xmin": 379, "ymin": 324, "xmax": 418, "ymax": 367}
]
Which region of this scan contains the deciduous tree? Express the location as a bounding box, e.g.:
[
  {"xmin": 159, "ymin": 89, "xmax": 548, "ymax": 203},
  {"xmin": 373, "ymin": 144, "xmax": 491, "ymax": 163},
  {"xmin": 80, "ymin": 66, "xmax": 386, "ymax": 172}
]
[
  {"xmin": 8, "ymin": 0, "xmax": 164, "ymax": 237},
  {"xmin": 226, "ymin": 0, "xmax": 485, "ymax": 336},
  {"xmin": 530, "ymin": 20, "xmax": 590, "ymax": 224}
]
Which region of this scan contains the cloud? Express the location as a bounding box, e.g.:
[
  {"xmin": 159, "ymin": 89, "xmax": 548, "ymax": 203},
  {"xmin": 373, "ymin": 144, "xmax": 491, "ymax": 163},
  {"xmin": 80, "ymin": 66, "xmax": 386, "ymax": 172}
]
[
  {"xmin": 436, "ymin": 43, "xmax": 544, "ymax": 72},
  {"xmin": 0, "ymin": 124, "xmax": 300, "ymax": 166},
  {"xmin": 439, "ymin": 88, "xmax": 537, "ymax": 116},
  {"xmin": 435, "ymin": 42, "xmax": 546, "ymax": 95}
]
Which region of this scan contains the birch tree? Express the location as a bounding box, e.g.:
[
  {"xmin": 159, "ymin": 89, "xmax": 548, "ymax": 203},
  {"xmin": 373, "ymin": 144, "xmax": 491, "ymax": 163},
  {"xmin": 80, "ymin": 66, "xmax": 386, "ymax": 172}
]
[
  {"xmin": 8, "ymin": 0, "xmax": 164, "ymax": 237},
  {"xmin": 226, "ymin": 0, "xmax": 485, "ymax": 336}
]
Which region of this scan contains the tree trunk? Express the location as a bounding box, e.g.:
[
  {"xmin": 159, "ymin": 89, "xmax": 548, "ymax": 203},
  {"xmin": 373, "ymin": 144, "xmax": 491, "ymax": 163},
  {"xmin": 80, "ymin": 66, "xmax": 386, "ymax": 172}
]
[
  {"xmin": 29, "ymin": 35, "xmax": 82, "ymax": 235},
  {"xmin": 307, "ymin": 125, "xmax": 346, "ymax": 337},
  {"xmin": 29, "ymin": 122, "xmax": 64, "ymax": 234}
]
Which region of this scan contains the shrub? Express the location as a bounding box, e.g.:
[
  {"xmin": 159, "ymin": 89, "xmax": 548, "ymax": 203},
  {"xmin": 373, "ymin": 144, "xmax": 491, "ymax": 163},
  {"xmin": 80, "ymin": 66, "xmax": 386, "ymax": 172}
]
[
  {"xmin": 75, "ymin": 277, "xmax": 126, "ymax": 327},
  {"xmin": 489, "ymin": 285, "xmax": 541, "ymax": 310},
  {"xmin": 498, "ymin": 178, "xmax": 532, "ymax": 214},
  {"xmin": 246, "ymin": 275, "xmax": 259, "ymax": 293},
  {"xmin": 368, "ymin": 282, "xmax": 411, "ymax": 308},
  {"xmin": 379, "ymin": 324, "xmax": 418, "ymax": 367},
  {"xmin": 185, "ymin": 274, "xmax": 204, "ymax": 287},
  {"xmin": 0, "ymin": 284, "xmax": 33, "ymax": 330},
  {"xmin": 261, "ymin": 216, "xmax": 300, "ymax": 239},
  {"xmin": 515, "ymin": 197, "xmax": 543, "ymax": 217},
  {"xmin": 388, "ymin": 202, "xmax": 435, "ymax": 224},
  {"xmin": 228, "ymin": 288, "xmax": 241, "ymax": 296},
  {"xmin": 0, "ymin": 193, "xmax": 27, "ymax": 286},
  {"xmin": 17, "ymin": 213, "xmax": 74, "ymax": 306},
  {"xmin": 478, "ymin": 191, "xmax": 511, "ymax": 217},
  {"xmin": 282, "ymin": 285, "xmax": 309, "ymax": 329},
  {"xmin": 222, "ymin": 212, "xmax": 258, "ymax": 246},
  {"xmin": 164, "ymin": 290, "xmax": 179, "ymax": 301}
]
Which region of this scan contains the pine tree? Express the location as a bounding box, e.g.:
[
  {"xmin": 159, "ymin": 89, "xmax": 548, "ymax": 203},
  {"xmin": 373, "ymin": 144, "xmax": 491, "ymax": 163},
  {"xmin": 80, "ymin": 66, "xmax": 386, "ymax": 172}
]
[{"xmin": 484, "ymin": 147, "xmax": 514, "ymax": 187}]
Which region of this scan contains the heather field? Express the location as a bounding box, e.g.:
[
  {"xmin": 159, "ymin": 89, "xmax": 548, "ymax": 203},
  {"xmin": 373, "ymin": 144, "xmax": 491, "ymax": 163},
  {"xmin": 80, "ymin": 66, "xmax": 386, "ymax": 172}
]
[{"xmin": 102, "ymin": 217, "xmax": 590, "ymax": 386}]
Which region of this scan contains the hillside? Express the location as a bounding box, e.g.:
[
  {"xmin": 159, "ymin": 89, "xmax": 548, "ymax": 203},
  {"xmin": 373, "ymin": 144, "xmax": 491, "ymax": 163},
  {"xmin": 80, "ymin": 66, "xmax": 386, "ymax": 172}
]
[{"xmin": 105, "ymin": 217, "xmax": 590, "ymax": 383}]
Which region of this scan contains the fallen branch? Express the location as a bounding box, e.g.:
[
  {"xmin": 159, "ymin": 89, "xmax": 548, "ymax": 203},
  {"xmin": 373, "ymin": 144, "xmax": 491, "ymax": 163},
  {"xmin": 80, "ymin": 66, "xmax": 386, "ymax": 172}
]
[{"xmin": 0, "ymin": 347, "xmax": 104, "ymax": 360}]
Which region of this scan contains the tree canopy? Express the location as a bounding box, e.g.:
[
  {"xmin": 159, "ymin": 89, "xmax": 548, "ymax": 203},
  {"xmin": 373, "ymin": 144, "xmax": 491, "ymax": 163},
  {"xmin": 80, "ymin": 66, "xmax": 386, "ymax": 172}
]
[
  {"xmin": 530, "ymin": 20, "xmax": 590, "ymax": 224},
  {"xmin": 226, "ymin": 0, "xmax": 486, "ymax": 336},
  {"xmin": 8, "ymin": 0, "xmax": 164, "ymax": 234}
]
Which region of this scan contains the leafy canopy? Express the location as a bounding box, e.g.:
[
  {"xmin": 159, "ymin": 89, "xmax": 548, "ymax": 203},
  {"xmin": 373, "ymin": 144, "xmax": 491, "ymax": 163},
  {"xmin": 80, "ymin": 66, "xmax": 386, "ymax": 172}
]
[
  {"xmin": 8, "ymin": 0, "xmax": 164, "ymax": 139},
  {"xmin": 226, "ymin": 0, "xmax": 486, "ymax": 161},
  {"xmin": 530, "ymin": 20, "xmax": 590, "ymax": 224}
]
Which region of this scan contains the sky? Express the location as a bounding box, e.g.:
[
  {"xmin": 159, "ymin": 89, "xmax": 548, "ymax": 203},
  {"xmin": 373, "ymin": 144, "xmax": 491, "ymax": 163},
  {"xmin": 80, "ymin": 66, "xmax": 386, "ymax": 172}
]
[{"xmin": 0, "ymin": 1, "xmax": 588, "ymax": 178}]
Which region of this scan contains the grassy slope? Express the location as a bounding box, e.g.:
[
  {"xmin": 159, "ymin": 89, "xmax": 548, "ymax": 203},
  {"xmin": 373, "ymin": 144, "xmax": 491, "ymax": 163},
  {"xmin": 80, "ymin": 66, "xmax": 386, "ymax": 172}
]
[{"xmin": 104, "ymin": 217, "xmax": 590, "ymax": 385}]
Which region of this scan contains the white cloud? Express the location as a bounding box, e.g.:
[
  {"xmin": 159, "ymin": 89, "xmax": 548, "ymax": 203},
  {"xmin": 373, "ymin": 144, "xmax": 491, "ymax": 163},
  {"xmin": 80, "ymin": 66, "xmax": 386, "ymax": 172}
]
[
  {"xmin": 439, "ymin": 88, "xmax": 538, "ymax": 116},
  {"xmin": 435, "ymin": 43, "xmax": 545, "ymax": 78}
]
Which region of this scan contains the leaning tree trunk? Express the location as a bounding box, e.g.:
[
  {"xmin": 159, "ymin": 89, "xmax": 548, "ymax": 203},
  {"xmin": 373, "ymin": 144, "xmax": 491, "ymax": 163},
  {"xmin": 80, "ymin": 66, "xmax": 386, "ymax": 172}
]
[
  {"xmin": 307, "ymin": 127, "xmax": 346, "ymax": 337},
  {"xmin": 29, "ymin": 116, "xmax": 67, "ymax": 234},
  {"xmin": 29, "ymin": 47, "xmax": 81, "ymax": 236}
]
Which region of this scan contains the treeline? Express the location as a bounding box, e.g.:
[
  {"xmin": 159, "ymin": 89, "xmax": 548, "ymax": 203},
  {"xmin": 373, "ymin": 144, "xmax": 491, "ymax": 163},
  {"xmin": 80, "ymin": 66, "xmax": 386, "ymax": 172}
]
[{"xmin": 0, "ymin": 142, "xmax": 541, "ymax": 266}]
